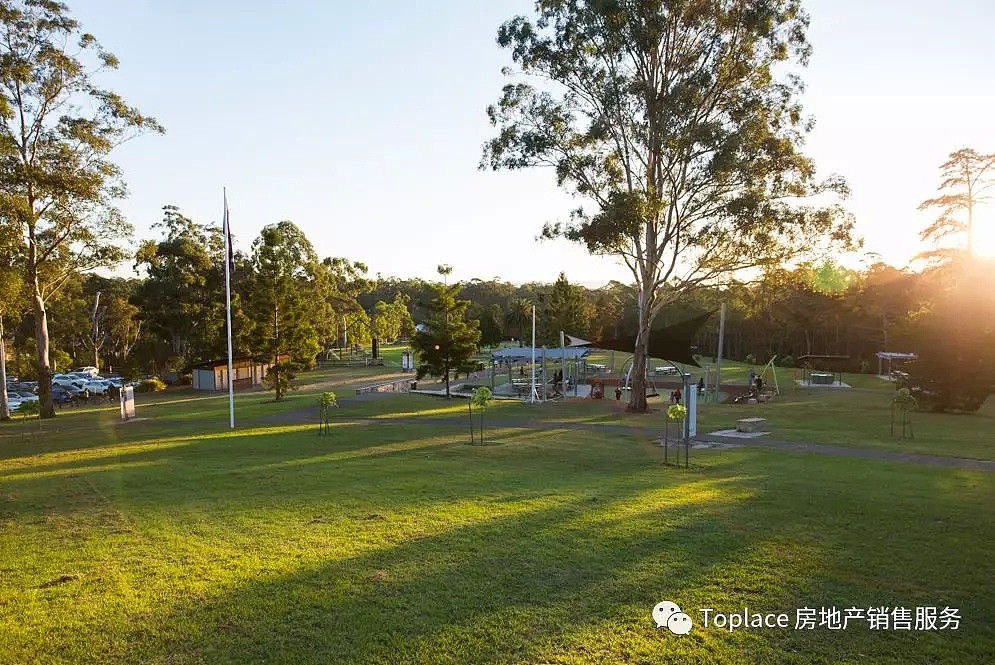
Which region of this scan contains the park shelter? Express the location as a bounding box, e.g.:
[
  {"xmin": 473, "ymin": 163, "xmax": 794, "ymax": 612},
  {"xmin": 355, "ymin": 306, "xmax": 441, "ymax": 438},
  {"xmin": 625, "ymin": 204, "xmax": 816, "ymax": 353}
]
[
  {"xmin": 191, "ymin": 356, "xmax": 283, "ymax": 391},
  {"xmin": 490, "ymin": 347, "xmax": 591, "ymax": 363},
  {"xmin": 875, "ymin": 351, "xmax": 917, "ymax": 377},
  {"xmin": 797, "ymin": 355, "xmax": 851, "ymax": 386}
]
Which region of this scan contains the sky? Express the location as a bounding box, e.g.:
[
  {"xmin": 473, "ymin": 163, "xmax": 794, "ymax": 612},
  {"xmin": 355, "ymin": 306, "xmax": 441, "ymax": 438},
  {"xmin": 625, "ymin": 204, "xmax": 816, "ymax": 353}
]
[{"xmin": 72, "ymin": 0, "xmax": 995, "ymax": 286}]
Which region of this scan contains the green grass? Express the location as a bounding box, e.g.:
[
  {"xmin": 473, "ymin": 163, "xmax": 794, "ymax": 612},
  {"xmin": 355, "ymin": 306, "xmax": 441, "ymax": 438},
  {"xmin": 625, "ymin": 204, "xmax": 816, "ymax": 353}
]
[
  {"xmin": 1, "ymin": 371, "xmax": 994, "ymax": 663},
  {"xmin": 693, "ymin": 388, "xmax": 995, "ymax": 461}
]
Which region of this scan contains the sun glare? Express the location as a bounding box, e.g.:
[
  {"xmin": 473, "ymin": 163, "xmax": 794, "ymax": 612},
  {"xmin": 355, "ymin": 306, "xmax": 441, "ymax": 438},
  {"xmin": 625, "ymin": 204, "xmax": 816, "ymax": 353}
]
[{"xmin": 973, "ymin": 211, "xmax": 995, "ymax": 258}]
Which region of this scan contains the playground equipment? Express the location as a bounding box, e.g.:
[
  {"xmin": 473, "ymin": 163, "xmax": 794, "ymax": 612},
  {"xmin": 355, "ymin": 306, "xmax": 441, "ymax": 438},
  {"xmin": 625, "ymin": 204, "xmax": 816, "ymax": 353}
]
[
  {"xmin": 757, "ymin": 355, "xmax": 781, "ymax": 398},
  {"xmin": 733, "ymin": 355, "xmax": 780, "ymax": 404},
  {"xmin": 619, "ymin": 356, "xmax": 661, "ymax": 398}
]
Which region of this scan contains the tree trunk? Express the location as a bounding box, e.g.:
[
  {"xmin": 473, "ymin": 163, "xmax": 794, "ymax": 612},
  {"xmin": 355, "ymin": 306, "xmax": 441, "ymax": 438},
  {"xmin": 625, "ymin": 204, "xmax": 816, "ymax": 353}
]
[
  {"xmin": 627, "ymin": 316, "xmax": 651, "ymax": 413},
  {"xmin": 0, "ymin": 314, "xmax": 9, "ymax": 421},
  {"xmin": 33, "ymin": 282, "xmax": 56, "ymax": 419}
]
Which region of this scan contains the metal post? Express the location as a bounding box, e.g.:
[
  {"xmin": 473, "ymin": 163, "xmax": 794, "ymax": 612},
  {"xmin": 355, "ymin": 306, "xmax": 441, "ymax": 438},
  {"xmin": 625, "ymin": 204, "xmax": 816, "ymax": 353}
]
[
  {"xmin": 714, "ymin": 302, "xmax": 726, "ymax": 404},
  {"xmin": 541, "ymin": 347, "xmax": 547, "ymax": 401},
  {"xmin": 560, "ymin": 330, "xmax": 565, "ymax": 395},
  {"xmin": 683, "ymin": 371, "xmax": 691, "ymax": 468},
  {"xmin": 223, "ymin": 189, "xmax": 235, "ymax": 430},
  {"xmin": 530, "ymin": 305, "xmax": 537, "ymax": 404}
]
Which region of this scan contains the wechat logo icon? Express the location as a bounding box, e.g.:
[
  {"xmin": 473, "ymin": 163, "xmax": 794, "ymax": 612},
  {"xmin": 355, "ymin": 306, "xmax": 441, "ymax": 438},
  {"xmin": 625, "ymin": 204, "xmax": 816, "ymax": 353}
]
[{"xmin": 653, "ymin": 600, "xmax": 693, "ymax": 635}]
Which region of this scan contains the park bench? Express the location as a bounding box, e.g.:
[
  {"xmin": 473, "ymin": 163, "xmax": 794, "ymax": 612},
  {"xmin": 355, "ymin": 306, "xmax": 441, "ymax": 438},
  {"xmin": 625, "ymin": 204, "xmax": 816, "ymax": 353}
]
[{"xmin": 736, "ymin": 417, "xmax": 767, "ymax": 433}]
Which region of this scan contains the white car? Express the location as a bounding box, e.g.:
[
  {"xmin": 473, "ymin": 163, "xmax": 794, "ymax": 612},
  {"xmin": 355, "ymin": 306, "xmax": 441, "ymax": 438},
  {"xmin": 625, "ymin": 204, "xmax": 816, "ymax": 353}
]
[
  {"xmin": 53, "ymin": 375, "xmax": 85, "ymax": 389},
  {"xmin": 73, "ymin": 367, "xmax": 100, "ymax": 378},
  {"xmin": 5, "ymin": 396, "xmax": 23, "ymax": 412},
  {"xmin": 83, "ymin": 380, "xmax": 111, "ymax": 396}
]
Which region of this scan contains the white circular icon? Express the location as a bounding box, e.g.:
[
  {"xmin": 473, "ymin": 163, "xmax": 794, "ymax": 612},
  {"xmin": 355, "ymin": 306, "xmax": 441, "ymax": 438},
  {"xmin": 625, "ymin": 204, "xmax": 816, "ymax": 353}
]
[
  {"xmin": 667, "ymin": 612, "xmax": 693, "ymax": 635},
  {"xmin": 652, "ymin": 600, "xmax": 682, "ymax": 628}
]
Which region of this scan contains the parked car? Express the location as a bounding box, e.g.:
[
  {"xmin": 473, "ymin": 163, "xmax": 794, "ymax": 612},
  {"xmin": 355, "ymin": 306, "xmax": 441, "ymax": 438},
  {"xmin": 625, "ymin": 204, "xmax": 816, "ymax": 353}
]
[
  {"xmin": 53, "ymin": 374, "xmax": 83, "ymax": 389},
  {"xmin": 50, "ymin": 387, "xmax": 73, "ymax": 405},
  {"xmin": 73, "ymin": 366, "xmax": 100, "ymax": 378},
  {"xmin": 65, "ymin": 384, "xmax": 89, "ymax": 398},
  {"xmin": 13, "ymin": 391, "xmax": 38, "ymax": 403},
  {"xmin": 6, "ymin": 396, "xmax": 23, "ymax": 412},
  {"xmin": 83, "ymin": 379, "xmax": 111, "ymax": 396}
]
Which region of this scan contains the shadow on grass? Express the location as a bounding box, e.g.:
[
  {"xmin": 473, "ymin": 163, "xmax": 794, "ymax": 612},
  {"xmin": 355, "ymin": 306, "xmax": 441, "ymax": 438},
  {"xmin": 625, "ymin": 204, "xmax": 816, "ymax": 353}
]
[
  {"xmin": 6, "ymin": 418, "xmax": 995, "ymax": 663},
  {"xmin": 119, "ymin": 473, "xmax": 759, "ymax": 664}
]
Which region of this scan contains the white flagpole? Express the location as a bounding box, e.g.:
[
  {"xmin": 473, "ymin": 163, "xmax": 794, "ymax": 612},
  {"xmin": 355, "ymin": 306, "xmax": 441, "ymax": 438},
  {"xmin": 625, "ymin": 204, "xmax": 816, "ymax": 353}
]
[
  {"xmin": 223, "ymin": 188, "xmax": 235, "ymax": 430},
  {"xmin": 530, "ymin": 304, "xmax": 536, "ymax": 404}
]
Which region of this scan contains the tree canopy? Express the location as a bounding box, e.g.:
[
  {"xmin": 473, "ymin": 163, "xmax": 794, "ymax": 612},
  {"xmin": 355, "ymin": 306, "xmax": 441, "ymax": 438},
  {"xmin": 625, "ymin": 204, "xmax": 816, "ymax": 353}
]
[
  {"xmin": 411, "ymin": 282, "xmax": 481, "ymax": 398},
  {"xmin": 0, "ymin": 0, "xmax": 163, "ymax": 416},
  {"xmin": 484, "ymin": 0, "xmax": 855, "ymax": 411}
]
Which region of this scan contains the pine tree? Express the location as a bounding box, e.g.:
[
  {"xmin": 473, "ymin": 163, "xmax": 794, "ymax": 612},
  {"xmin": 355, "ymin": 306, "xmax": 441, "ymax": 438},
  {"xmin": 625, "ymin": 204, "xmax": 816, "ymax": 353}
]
[{"xmin": 411, "ymin": 283, "xmax": 481, "ymax": 398}]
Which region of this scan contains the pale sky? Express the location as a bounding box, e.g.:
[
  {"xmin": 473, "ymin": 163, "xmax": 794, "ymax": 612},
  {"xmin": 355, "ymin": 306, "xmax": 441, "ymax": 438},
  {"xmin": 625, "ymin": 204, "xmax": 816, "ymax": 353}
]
[{"xmin": 74, "ymin": 0, "xmax": 995, "ymax": 285}]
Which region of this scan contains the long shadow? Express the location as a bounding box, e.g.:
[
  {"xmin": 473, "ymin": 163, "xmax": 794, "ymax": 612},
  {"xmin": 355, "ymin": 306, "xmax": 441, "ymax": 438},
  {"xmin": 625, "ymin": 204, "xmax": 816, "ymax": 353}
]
[
  {"xmin": 7, "ymin": 428, "xmax": 994, "ymax": 662},
  {"xmin": 113, "ymin": 475, "xmax": 759, "ymax": 664},
  {"xmin": 0, "ymin": 420, "xmax": 680, "ymax": 527}
]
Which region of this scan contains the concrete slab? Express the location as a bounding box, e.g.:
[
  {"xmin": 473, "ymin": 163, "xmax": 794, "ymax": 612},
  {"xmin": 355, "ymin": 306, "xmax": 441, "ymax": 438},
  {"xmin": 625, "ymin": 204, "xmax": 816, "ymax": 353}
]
[{"xmin": 708, "ymin": 428, "xmax": 771, "ymax": 439}]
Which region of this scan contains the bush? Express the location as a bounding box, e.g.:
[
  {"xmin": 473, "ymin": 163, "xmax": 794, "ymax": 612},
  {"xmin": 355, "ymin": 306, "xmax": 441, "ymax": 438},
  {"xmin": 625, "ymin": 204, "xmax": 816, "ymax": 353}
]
[
  {"xmin": 178, "ymin": 373, "xmax": 193, "ymax": 386},
  {"xmin": 778, "ymin": 355, "xmax": 795, "ymax": 368},
  {"xmin": 136, "ymin": 377, "xmax": 167, "ymax": 393},
  {"xmin": 744, "ymin": 353, "xmax": 756, "ymax": 365}
]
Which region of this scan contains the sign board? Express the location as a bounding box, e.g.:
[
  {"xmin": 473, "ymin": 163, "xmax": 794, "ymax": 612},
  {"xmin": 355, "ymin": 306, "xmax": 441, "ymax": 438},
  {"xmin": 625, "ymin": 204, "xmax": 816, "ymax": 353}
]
[
  {"xmin": 686, "ymin": 386, "xmax": 697, "ymax": 437},
  {"xmin": 401, "ymin": 350, "xmax": 413, "ymax": 372},
  {"xmin": 120, "ymin": 386, "xmax": 135, "ymax": 420}
]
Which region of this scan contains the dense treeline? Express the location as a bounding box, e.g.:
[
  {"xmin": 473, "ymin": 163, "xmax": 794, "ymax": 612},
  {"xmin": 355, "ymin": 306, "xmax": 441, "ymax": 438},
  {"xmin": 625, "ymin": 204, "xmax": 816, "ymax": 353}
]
[{"xmin": 5, "ymin": 206, "xmax": 991, "ymax": 397}]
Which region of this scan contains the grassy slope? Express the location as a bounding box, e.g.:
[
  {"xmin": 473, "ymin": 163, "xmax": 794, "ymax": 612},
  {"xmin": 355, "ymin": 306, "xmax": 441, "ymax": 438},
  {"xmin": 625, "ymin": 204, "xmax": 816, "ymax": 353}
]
[{"xmin": 1, "ymin": 383, "xmax": 993, "ymax": 664}]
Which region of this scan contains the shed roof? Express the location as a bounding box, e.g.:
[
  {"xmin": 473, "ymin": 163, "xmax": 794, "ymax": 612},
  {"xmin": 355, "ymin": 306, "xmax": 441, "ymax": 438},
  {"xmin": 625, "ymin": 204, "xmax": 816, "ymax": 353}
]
[{"xmin": 490, "ymin": 347, "xmax": 591, "ymax": 362}]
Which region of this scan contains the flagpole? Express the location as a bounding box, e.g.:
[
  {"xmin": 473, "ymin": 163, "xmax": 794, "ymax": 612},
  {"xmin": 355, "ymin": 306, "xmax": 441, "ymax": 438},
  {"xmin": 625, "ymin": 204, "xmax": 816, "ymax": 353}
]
[
  {"xmin": 223, "ymin": 188, "xmax": 235, "ymax": 430},
  {"xmin": 530, "ymin": 304, "xmax": 536, "ymax": 404}
]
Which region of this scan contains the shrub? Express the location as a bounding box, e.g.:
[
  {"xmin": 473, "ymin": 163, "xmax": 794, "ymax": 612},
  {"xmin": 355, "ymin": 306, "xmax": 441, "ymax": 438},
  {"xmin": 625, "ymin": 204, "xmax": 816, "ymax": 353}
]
[
  {"xmin": 178, "ymin": 373, "xmax": 193, "ymax": 386},
  {"xmin": 745, "ymin": 353, "xmax": 756, "ymax": 365},
  {"xmin": 778, "ymin": 355, "xmax": 795, "ymax": 368},
  {"xmin": 667, "ymin": 404, "xmax": 687, "ymax": 421},
  {"xmin": 136, "ymin": 377, "xmax": 167, "ymax": 393}
]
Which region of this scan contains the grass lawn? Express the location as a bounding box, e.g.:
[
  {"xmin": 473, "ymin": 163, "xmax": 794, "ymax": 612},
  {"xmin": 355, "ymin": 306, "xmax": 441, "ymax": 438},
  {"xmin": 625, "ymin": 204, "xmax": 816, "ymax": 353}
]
[{"xmin": 1, "ymin": 372, "xmax": 993, "ymax": 663}]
